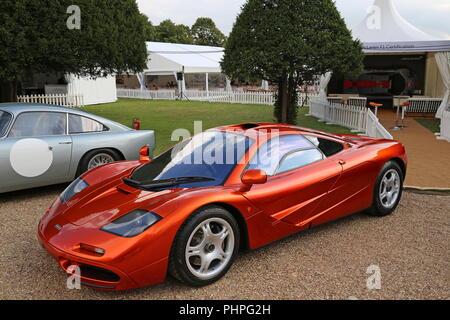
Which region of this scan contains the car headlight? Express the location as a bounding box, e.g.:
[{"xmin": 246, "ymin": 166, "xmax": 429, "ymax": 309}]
[
  {"xmin": 60, "ymin": 178, "xmax": 89, "ymax": 203},
  {"xmin": 100, "ymin": 210, "xmax": 162, "ymax": 238}
]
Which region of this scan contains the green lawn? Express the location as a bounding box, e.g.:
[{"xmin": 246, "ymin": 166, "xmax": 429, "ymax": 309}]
[
  {"xmin": 83, "ymin": 98, "xmax": 352, "ymax": 155},
  {"xmin": 415, "ymin": 118, "xmax": 441, "ymax": 134}
]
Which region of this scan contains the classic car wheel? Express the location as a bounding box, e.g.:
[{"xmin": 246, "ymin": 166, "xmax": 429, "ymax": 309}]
[
  {"xmin": 79, "ymin": 149, "xmax": 121, "ymax": 174},
  {"xmin": 169, "ymin": 206, "xmax": 240, "ymax": 287},
  {"xmin": 369, "ymin": 161, "xmax": 403, "ymax": 217}
]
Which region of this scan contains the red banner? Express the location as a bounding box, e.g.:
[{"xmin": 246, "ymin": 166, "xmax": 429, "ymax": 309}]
[{"xmin": 344, "ymin": 80, "xmax": 390, "ymax": 89}]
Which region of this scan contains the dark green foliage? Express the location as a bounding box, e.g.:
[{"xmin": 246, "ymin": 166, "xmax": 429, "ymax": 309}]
[
  {"xmin": 192, "ymin": 18, "xmax": 226, "ymax": 47},
  {"xmin": 143, "ymin": 15, "xmax": 158, "ymax": 42},
  {"xmin": 0, "ymin": 0, "xmax": 148, "ymax": 102},
  {"xmin": 222, "ymin": 0, "xmax": 364, "ymax": 124},
  {"xmin": 155, "ymin": 20, "xmax": 194, "ymax": 44},
  {"xmin": 148, "ymin": 18, "xmax": 226, "ymax": 46}
]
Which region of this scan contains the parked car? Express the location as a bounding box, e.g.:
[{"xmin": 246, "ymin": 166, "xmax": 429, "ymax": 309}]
[
  {"xmin": 38, "ymin": 123, "xmax": 407, "ymax": 290},
  {"xmin": 0, "ymin": 103, "xmax": 155, "ymax": 193}
]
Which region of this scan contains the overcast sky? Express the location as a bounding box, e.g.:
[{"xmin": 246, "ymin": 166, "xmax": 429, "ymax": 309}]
[{"xmin": 136, "ymin": 0, "xmax": 450, "ymax": 39}]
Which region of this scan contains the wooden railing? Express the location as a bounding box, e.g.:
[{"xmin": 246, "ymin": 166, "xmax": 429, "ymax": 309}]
[{"xmin": 17, "ymin": 94, "xmax": 84, "ymax": 108}]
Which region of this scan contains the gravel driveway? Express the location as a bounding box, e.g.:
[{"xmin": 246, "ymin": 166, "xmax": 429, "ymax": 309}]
[{"xmin": 0, "ymin": 185, "xmax": 448, "ymax": 300}]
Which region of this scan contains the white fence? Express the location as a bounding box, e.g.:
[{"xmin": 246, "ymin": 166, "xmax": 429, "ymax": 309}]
[
  {"xmin": 116, "ymin": 88, "xmax": 177, "ymax": 100},
  {"xmin": 205, "ymin": 91, "xmax": 276, "ymax": 105},
  {"xmin": 17, "ymin": 94, "xmax": 84, "ymax": 108},
  {"xmin": 117, "ymin": 88, "xmax": 318, "ymax": 107},
  {"xmin": 309, "ymin": 98, "xmax": 393, "ymax": 140},
  {"xmin": 438, "ymin": 109, "xmax": 450, "ymax": 142},
  {"xmin": 365, "ymin": 109, "xmax": 393, "ymax": 140},
  {"xmin": 348, "ymin": 97, "xmax": 368, "ymax": 108},
  {"xmin": 408, "ymin": 98, "xmax": 443, "ymax": 114}
]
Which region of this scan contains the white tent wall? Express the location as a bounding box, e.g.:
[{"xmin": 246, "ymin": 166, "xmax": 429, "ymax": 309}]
[
  {"xmin": 68, "ymin": 75, "xmax": 117, "ymax": 105},
  {"xmin": 319, "ymin": 72, "xmax": 333, "ymax": 101},
  {"xmin": 435, "ymin": 52, "xmax": 450, "ymax": 118},
  {"xmin": 147, "ymin": 52, "xmax": 184, "ymax": 73},
  {"xmin": 425, "ymin": 53, "xmax": 446, "ymax": 99}
]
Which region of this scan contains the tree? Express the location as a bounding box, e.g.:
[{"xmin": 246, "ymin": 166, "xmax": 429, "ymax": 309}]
[
  {"xmin": 221, "ymin": 0, "xmax": 364, "ymax": 124},
  {"xmin": 156, "ymin": 20, "xmax": 194, "ymax": 44},
  {"xmin": 0, "ymin": 0, "xmax": 148, "ymax": 102},
  {"xmin": 192, "ymin": 17, "xmax": 226, "ymax": 47},
  {"xmin": 143, "ymin": 15, "xmax": 158, "ymax": 42}
]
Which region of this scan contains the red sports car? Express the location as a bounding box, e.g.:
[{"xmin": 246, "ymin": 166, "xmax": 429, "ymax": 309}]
[{"xmin": 38, "ymin": 123, "xmax": 407, "ymax": 290}]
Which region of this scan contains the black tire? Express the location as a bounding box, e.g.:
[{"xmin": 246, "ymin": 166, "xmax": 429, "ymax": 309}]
[
  {"xmin": 368, "ymin": 161, "xmax": 404, "ymax": 217},
  {"xmin": 78, "ymin": 149, "xmax": 121, "ymax": 175},
  {"xmin": 168, "ymin": 206, "xmax": 240, "ymax": 287}
]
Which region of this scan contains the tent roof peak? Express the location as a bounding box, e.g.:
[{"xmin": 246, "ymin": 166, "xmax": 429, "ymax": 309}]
[{"xmin": 353, "ymin": 0, "xmax": 439, "ymax": 43}]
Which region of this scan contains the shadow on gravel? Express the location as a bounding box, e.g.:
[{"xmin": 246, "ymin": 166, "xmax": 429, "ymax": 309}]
[{"xmin": 0, "ymin": 184, "xmax": 67, "ymax": 204}]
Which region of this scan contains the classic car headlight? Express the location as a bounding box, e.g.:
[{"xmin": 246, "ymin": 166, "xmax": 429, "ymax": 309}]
[
  {"xmin": 60, "ymin": 178, "xmax": 89, "ymax": 203},
  {"xmin": 100, "ymin": 210, "xmax": 162, "ymax": 238}
]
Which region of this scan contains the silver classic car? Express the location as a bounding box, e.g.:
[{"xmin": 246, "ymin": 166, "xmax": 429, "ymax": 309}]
[{"xmin": 0, "ymin": 103, "xmax": 155, "ymax": 193}]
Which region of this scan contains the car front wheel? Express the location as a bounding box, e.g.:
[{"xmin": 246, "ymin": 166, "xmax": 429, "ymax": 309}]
[{"xmin": 169, "ymin": 206, "xmax": 240, "ymax": 287}]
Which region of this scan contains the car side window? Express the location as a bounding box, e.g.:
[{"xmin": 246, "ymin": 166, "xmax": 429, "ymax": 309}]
[
  {"xmin": 0, "ymin": 111, "xmax": 12, "ymax": 137},
  {"xmin": 276, "ymin": 149, "xmax": 324, "ymax": 175},
  {"xmin": 247, "ymin": 134, "xmax": 314, "ymax": 176},
  {"xmin": 69, "ymin": 114, "xmax": 107, "ymax": 134},
  {"xmin": 9, "ymin": 112, "xmax": 66, "ymax": 138},
  {"xmin": 305, "ymin": 135, "xmax": 344, "ymax": 157}
]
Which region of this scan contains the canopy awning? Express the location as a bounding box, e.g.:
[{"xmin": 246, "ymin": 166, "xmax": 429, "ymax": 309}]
[
  {"xmin": 352, "ymin": 0, "xmax": 450, "ymax": 53},
  {"xmin": 145, "ymin": 42, "xmax": 224, "ymax": 74}
]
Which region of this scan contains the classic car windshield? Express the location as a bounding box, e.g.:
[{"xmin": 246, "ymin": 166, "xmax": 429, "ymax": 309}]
[
  {"xmin": 0, "ymin": 111, "xmax": 12, "ymax": 137},
  {"xmin": 131, "ymin": 131, "xmax": 254, "ymax": 188}
]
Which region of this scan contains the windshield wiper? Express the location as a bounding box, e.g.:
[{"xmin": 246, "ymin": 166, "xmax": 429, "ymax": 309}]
[{"xmin": 123, "ymin": 176, "xmax": 215, "ymax": 191}]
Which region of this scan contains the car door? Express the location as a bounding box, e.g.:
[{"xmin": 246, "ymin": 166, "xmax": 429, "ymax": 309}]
[
  {"xmin": 312, "ymin": 150, "xmax": 380, "ymax": 224},
  {"xmin": 308, "ymin": 136, "xmax": 379, "ymax": 227},
  {"xmin": 242, "ymin": 134, "xmax": 343, "ymax": 227},
  {"xmin": 0, "ymin": 111, "xmax": 73, "ymax": 192}
]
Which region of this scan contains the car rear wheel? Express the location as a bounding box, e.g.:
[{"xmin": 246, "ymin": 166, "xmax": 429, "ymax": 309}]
[
  {"xmin": 368, "ymin": 161, "xmax": 403, "ymax": 217},
  {"xmin": 169, "ymin": 206, "xmax": 240, "ymax": 287},
  {"xmin": 78, "ymin": 149, "xmax": 121, "ymax": 175}
]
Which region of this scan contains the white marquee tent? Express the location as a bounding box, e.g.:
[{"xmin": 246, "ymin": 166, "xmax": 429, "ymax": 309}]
[
  {"xmin": 136, "ymin": 42, "xmax": 230, "ymax": 92},
  {"xmin": 146, "ymin": 42, "xmax": 224, "ymax": 74},
  {"xmin": 320, "ymin": 0, "xmax": 450, "ymax": 117},
  {"xmin": 352, "ymin": 0, "xmax": 450, "ymax": 117},
  {"xmin": 353, "ymin": 0, "xmax": 450, "ymax": 54}
]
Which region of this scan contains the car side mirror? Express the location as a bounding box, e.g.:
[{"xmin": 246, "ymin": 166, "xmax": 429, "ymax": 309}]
[
  {"xmin": 240, "ymin": 170, "xmax": 267, "ymax": 191},
  {"xmin": 139, "ymin": 145, "xmax": 151, "ymax": 162}
]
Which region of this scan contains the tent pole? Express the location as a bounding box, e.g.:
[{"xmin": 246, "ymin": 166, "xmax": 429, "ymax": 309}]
[
  {"xmin": 206, "ymin": 73, "xmax": 209, "ymax": 98},
  {"xmin": 182, "ymin": 67, "xmax": 186, "ymax": 100}
]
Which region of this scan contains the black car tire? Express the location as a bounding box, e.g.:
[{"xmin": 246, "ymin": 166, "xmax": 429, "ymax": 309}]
[
  {"xmin": 169, "ymin": 206, "xmax": 240, "ymax": 287},
  {"xmin": 368, "ymin": 161, "xmax": 404, "ymax": 217},
  {"xmin": 78, "ymin": 149, "xmax": 121, "ymax": 175}
]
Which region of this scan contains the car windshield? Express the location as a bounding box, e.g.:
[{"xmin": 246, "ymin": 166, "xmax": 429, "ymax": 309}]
[
  {"xmin": 0, "ymin": 111, "xmax": 12, "ymax": 137},
  {"xmin": 131, "ymin": 131, "xmax": 254, "ymax": 188}
]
